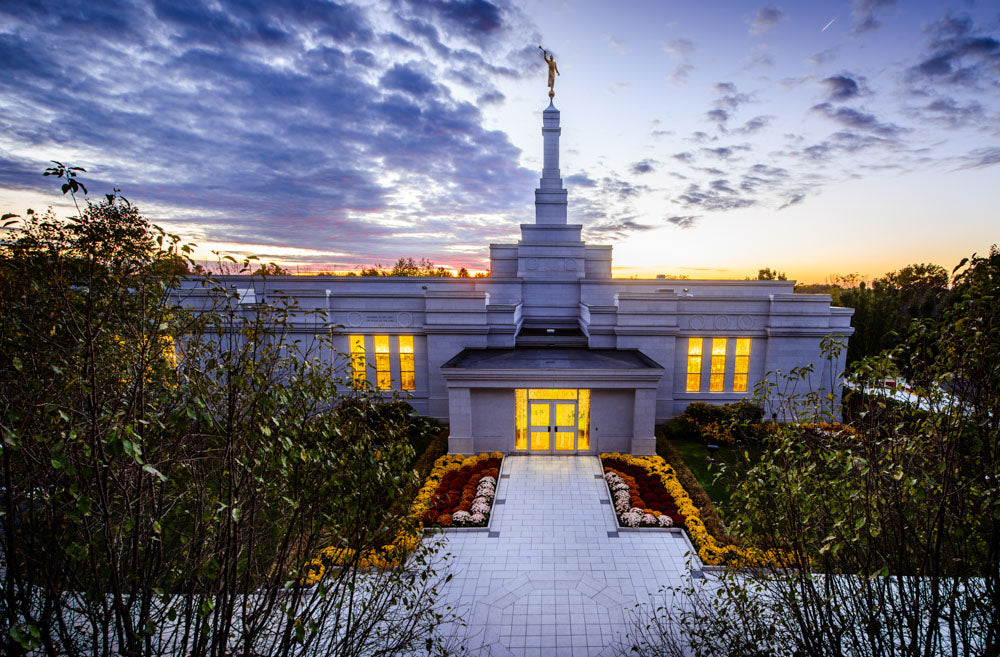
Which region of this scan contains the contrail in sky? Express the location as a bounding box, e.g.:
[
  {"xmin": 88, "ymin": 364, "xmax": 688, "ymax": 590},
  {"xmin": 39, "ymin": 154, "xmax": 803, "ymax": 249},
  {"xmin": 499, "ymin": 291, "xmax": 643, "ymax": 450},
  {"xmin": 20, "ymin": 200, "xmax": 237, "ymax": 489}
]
[{"xmin": 821, "ymin": 17, "xmax": 837, "ymax": 31}]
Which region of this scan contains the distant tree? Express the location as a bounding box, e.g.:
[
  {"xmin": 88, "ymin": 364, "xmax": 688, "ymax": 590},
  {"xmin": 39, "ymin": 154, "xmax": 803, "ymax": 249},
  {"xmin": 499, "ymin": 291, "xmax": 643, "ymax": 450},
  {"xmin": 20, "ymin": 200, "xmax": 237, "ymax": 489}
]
[
  {"xmin": 617, "ymin": 249, "xmax": 999, "ymax": 657},
  {"xmin": 250, "ymin": 261, "xmax": 289, "ymax": 276},
  {"xmin": 840, "ymin": 263, "xmax": 949, "ymax": 366},
  {"xmin": 754, "ymin": 267, "xmax": 787, "ymax": 281},
  {"xmin": 355, "ymin": 257, "xmax": 455, "ymax": 277},
  {"xmin": 457, "ymin": 267, "xmax": 470, "ymax": 278}
]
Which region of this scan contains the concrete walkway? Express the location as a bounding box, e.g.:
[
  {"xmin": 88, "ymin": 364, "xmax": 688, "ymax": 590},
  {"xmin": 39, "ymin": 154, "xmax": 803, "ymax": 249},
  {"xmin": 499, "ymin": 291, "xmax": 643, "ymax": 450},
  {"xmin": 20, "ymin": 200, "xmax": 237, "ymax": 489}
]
[{"xmin": 430, "ymin": 455, "xmax": 697, "ymax": 656}]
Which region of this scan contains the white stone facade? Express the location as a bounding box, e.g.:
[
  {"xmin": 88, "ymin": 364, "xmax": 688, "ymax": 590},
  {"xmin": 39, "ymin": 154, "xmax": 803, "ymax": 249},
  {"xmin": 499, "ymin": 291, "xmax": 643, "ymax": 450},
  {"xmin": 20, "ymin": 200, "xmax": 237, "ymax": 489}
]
[{"xmin": 180, "ymin": 102, "xmax": 853, "ymax": 455}]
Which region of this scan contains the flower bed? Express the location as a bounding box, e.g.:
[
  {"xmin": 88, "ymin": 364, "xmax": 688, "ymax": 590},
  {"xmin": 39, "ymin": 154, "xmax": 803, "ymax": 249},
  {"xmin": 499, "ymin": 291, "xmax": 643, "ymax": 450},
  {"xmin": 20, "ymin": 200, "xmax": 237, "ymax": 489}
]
[
  {"xmin": 416, "ymin": 453, "xmax": 502, "ymax": 528},
  {"xmin": 302, "ymin": 452, "xmax": 502, "ymax": 583},
  {"xmin": 602, "ymin": 452, "xmax": 782, "ymax": 568},
  {"xmin": 603, "ymin": 456, "xmax": 685, "ymax": 529}
]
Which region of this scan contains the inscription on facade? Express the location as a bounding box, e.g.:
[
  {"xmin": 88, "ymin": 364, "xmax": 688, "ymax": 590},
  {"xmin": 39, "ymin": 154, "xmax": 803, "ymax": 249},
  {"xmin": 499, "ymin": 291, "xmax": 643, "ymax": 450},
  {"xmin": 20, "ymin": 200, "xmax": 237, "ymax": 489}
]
[{"xmin": 347, "ymin": 312, "xmax": 410, "ymax": 328}]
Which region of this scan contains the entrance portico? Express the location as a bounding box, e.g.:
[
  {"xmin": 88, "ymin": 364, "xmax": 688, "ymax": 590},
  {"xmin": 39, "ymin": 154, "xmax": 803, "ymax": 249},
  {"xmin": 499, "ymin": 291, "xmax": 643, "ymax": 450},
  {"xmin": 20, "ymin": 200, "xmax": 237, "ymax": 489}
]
[{"xmin": 441, "ymin": 347, "xmax": 664, "ymax": 455}]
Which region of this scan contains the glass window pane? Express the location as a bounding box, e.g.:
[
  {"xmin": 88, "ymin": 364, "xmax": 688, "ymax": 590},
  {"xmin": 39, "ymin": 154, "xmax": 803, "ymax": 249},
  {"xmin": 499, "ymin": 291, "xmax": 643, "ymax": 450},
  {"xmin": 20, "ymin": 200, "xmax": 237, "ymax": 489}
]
[
  {"xmin": 736, "ymin": 337, "xmax": 751, "ymax": 357},
  {"xmin": 398, "ymin": 335, "xmax": 414, "ymax": 391},
  {"xmin": 555, "ymin": 431, "xmax": 574, "ymax": 451},
  {"xmin": 530, "ymin": 402, "xmax": 549, "ymax": 427},
  {"xmin": 710, "ymin": 338, "xmax": 727, "ymax": 391},
  {"xmin": 577, "ymin": 389, "xmax": 590, "ymax": 451},
  {"xmin": 374, "ymin": 335, "xmax": 390, "ymax": 389},
  {"xmin": 531, "ymin": 431, "xmax": 549, "ymax": 450},
  {"xmin": 349, "ymin": 335, "xmax": 366, "ymax": 385},
  {"xmin": 515, "ymin": 389, "xmax": 527, "ymax": 450},
  {"xmin": 734, "ymin": 373, "xmax": 748, "ymax": 393},
  {"xmin": 528, "ymin": 389, "xmax": 577, "ymax": 400},
  {"xmin": 686, "ymin": 338, "xmax": 703, "ymax": 392},
  {"xmin": 555, "ymin": 402, "xmax": 575, "ymax": 427}
]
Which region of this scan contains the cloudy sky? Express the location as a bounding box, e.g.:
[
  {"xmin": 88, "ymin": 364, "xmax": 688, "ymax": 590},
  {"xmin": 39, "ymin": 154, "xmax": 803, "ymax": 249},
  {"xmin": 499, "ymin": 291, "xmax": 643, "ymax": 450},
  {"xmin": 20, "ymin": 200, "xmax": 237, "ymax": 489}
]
[{"xmin": 1, "ymin": 0, "xmax": 997, "ymax": 281}]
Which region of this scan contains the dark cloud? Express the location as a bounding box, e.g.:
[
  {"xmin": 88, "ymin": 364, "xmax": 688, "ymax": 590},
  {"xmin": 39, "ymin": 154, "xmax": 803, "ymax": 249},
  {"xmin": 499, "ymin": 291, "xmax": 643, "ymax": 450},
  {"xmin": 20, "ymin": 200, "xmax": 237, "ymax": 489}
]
[
  {"xmin": 778, "ymin": 193, "xmax": 805, "ymax": 210},
  {"xmin": 713, "ymin": 82, "xmax": 753, "ymax": 111},
  {"xmin": 851, "ymin": 0, "xmax": 894, "ymax": 34},
  {"xmin": 673, "ymin": 152, "xmax": 694, "ymax": 163},
  {"xmin": 630, "ymin": 160, "xmax": 657, "ymax": 175},
  {"xmin": 380, "ymin": 63, "xmax": 436, "ymax": 95},
  {"xmin": 750, "ymin": 6, "xmax": 785, "ymax": 35},
  {"xmin": 566, "ymin": 173, "xmax": 596, "ymax": 187},
  {"xmin": 407, "ymin": 0, "xmax": 505, "ymax": 40},
  {"xmin": 820, "ymin": 75, "xmax": 862, "ymax": 101},
  {"xmin": 706, "ymin": 108, "xmax": 729, "ymax": 123},
  {"xmin": 702, "ymin": 147, "xmax": 734, "ymax": 159},
  {"xmin": 907, "ymin": 14, "xmax": 1000, "ymax": 90},
  {"xmin": 732, "ymin": 116, "xmax": 772, "ymax": 135},
  {"xmin": 674, "ymin": 180, "xmax": 755, "ymax": 212},
  {"xmin": 956, "ymin": 147, "xmax": 1000, "ymax": 169},
  {"xmin": 0, "ymin": 0, "xmax": 538, "ymax": 259},
  {"xmin": 811, "ymin": 103, "xmax": 904, "ymax": 137},
  {"xmin": 666, "ymin": 215, "xmax": 699, "ymax": 228},
  {"xmin": 917, "ymin": 97, "xmax": 985, "ymax": 128}
]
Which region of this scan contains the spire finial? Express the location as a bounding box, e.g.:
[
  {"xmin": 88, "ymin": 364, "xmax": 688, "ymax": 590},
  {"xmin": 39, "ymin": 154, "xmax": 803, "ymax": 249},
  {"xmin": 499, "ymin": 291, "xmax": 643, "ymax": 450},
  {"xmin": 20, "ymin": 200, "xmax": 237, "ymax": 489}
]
[{"xmin": 539, "ymin": 46, "xmax": 559, "ymax": 99}]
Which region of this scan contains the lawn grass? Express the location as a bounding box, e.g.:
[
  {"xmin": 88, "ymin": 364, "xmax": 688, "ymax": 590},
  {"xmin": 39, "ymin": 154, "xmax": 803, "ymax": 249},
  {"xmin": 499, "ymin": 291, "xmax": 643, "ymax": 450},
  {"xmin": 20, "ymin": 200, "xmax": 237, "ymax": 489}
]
[{"xmin": 658, "ymin": 419, "xmax": 763, "ymax": 513}]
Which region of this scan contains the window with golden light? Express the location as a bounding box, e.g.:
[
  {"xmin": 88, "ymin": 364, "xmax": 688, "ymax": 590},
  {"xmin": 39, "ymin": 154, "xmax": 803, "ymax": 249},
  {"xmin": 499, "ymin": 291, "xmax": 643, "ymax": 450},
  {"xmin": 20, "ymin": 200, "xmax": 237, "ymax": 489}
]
[
  {"xmin": 686, "ymin": 338, "xmax": 703, "ymax": 392},
  {"xmin": 349, "ymin": 335, "xmax": 366, "ymax": 385},
  {"xmin": 398, "ymin": 335, "xmax": 415, "ymax": 391},
  {"xmin": 709, "ymin": 337, "xmax": 727, "ymax": 392},
  {"xmin": 374, "ymin": 335, "xmax": 390, "ymax": 390},
  {"xmin": 734, "ymin": 338, "xmax": 751, "ymax": 392}
]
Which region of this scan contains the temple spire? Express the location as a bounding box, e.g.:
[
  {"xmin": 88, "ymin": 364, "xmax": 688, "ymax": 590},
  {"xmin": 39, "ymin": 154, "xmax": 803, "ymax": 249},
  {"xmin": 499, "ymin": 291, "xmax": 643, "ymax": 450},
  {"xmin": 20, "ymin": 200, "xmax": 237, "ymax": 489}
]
[{"xmin": 534, "ymin": 101, "xmax": 568, "ymax": 224}]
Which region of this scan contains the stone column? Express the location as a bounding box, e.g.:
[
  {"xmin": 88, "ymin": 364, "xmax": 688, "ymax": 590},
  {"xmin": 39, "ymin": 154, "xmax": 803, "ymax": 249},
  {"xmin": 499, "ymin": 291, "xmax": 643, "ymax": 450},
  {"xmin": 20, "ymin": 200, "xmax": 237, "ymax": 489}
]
[
  {"xmin": 631, "ymin": 388, "xmax": 658, "ymax": 455},
  {"xmin": 447, "ymin": 387, "xmax": 474, "ymax": 454}
]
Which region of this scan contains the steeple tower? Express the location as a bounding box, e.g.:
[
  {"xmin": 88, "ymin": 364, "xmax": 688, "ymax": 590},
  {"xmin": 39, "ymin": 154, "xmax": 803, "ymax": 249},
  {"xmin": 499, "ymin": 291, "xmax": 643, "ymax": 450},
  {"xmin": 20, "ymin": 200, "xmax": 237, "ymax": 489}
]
[{"xmin": 535, "ymin": 100, "xmax": 568, "ymax": 225}]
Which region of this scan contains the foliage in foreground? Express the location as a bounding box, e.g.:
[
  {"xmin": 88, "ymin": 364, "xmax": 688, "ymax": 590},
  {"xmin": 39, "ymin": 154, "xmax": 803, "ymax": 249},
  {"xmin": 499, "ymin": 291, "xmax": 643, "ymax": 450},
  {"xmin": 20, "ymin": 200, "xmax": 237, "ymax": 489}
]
[
  {"xmin": 1, "ymin": 190, "xmax": 457, "ymax": 656},
  {"xmin": 618, "ymin": 248, "xmax": 999, "ymax": 657}
]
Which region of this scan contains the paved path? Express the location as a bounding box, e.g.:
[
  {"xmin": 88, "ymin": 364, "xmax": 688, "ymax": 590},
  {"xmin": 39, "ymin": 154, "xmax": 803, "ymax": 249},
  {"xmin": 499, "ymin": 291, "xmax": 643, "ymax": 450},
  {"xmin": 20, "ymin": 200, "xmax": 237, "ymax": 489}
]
[{"xmin": 430, "ymin": 455, "xmax": 697, "ymax": 656}]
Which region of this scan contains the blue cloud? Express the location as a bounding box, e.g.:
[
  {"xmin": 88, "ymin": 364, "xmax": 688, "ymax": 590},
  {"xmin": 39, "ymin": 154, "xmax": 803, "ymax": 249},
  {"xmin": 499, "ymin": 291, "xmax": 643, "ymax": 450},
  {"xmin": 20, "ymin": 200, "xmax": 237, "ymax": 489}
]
[
  {"xmin": 0, "ymin": 0, "xmax": 538, "ymax": 263},
  {"xmin": 380, "ymin": 63, "xmax": 436, "ymax": 95}
]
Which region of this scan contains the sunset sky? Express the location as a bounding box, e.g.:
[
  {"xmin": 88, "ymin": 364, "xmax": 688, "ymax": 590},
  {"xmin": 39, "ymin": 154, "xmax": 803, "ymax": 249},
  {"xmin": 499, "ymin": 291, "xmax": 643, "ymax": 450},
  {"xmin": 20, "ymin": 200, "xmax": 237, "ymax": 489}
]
[{"xmin": 1, "ymin": 0, "xmax": 997, "ymax": 281}]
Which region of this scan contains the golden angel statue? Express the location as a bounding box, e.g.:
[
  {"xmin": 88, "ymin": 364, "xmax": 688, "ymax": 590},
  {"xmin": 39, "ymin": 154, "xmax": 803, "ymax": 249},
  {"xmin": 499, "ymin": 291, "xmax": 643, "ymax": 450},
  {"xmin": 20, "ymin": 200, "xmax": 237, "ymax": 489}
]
[{"xmin": 539, "ymin": 46, "xmax": 559, "ymax": 98}]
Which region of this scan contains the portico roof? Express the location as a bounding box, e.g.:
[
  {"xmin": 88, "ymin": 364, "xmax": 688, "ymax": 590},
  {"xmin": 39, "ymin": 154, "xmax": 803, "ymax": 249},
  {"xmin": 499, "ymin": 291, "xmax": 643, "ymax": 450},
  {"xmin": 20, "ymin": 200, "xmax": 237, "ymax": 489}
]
[{"xmin": 441, "ymin": 347, "xmax": 663, "ymax": 370}]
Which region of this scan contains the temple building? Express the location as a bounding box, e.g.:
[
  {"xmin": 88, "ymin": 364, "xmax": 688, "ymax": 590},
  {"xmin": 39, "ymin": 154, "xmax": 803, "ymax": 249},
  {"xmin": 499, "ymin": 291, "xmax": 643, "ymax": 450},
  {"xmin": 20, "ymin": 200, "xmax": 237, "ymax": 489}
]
[{"xmin": 187, "ymin": 100, "xmax": 853, "ymax": 455}]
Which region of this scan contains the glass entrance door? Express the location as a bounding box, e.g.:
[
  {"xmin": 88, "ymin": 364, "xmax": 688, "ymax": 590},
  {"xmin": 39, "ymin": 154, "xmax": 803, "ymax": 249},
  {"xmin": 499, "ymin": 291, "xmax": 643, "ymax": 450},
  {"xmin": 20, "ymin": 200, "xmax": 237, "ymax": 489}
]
[
  {"xmin": 516, "ymin": 389, "xmax": 591, "ymax": 453},
  {"xmin": 528, "ymin": 400, "xmax": 578, "ymax": 452}
]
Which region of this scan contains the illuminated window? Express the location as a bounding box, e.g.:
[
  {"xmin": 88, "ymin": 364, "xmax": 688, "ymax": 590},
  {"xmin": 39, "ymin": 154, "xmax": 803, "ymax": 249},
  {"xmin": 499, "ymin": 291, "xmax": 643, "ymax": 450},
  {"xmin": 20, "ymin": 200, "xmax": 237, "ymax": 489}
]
[
  {"xmin": 710, "ymin": 338, "xmax": 727, "ymax": 392},
  {"xmin": 734, "ymin": 338, "xmax": 751, "ymax": 392},
  {"xmin": 528, "ymin": 389, "xmax": 578, "ymax": 400},
  {"xmin": 374, "ymin": 335, "xmax": 390, "ymax": 390},
  {"xmin": 515, "ymin": 389, "xmax": 527, "ymax": 450},
  {"xmin": 686, "ymin": 338, "xmax": 703, "ymax": 392},
  {"xmin": 577, "ymin": 389, "xmax": 590, "ymax": 450},
  {"xmin": 349, "ymin": 335, "xmax": 366, "ymax": 385},
  {"xmin": 398, "ymin": 335, "xmax": 415, "ymax": 391}
]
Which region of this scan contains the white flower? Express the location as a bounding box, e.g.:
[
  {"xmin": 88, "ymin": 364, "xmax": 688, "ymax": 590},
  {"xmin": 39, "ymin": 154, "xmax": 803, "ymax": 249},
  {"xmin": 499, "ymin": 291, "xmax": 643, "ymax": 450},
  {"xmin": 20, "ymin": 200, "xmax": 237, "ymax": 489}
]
[
  {"xmin": 657, "ymin": 515, "xmax": 674, "ymax": 528},
  {"xmin": 470, "ymin": 500, "xmax": 490, "ymax": 514},
  {"xmin": 452, "ymin": 511, "xmax": 472, "ymax": 526},
  {"xmin": 478, "ymin": 476, "xmax": 497, "ymax": 487},
  {"xmin": 470, "ymin": 512, "xmax": 486, "ymax": 524},
  {"xmin": 620, "ymin": 510, "xmax": 642, "ymax": 527},
  {"xmin": 641, "ymin": 513, "xmax": 657, "ymax": 527}
]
